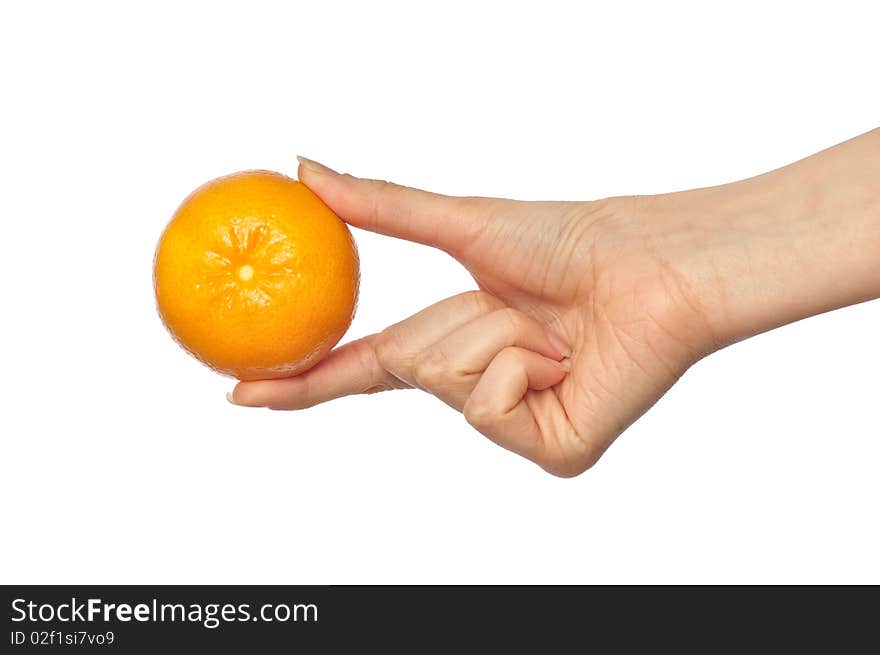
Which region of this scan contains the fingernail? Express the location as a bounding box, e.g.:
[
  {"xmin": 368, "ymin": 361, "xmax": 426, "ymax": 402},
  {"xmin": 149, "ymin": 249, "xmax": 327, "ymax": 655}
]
[
  {"xmin": 558, "ymin": 358, "xmax": 572, "ymax": 372},
  {"xmin": 296, "ymin": 155, "xmax": 338, "ymax": 176},
  {"xmin": 546, "ymin": 331, "xmax": 572, "ymax": 358},
  {"xmin": 226, "ymin": 391, "xmax": 239, "ymax": 405}
]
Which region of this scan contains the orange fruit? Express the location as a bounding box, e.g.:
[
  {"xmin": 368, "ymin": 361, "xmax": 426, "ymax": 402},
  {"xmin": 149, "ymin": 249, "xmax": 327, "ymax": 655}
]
[{"xmin": 154, "ymin": 170, "xmax": 359, "ymax": 380}]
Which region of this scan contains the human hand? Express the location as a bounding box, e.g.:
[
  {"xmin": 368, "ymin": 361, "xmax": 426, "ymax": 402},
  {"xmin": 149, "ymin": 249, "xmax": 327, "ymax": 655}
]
[
  {"xmin": 231, "ymin": 130, "xmax": 880, "ymax": 476},
  {"xmin": 229, "ymin": 158, "xmax": 719, "ymax": 477}
]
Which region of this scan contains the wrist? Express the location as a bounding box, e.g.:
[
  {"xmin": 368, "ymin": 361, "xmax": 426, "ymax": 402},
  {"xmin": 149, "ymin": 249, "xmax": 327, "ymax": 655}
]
[{"xmin": 649, "ymin": 129, "xmax": 880, "ymax": 347}]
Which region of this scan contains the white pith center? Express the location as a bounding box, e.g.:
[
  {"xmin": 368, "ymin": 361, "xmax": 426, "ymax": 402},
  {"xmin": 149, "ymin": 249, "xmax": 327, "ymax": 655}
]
[{"xmin": 237, "ymin": 264, "xmax": 254, "ymax": 282}]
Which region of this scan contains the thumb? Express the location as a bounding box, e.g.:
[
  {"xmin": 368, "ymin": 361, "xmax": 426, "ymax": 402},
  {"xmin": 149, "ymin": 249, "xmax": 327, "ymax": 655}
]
[{"xmin": 296, "ymin": 156, "xmax": 490, "ymax": 255}]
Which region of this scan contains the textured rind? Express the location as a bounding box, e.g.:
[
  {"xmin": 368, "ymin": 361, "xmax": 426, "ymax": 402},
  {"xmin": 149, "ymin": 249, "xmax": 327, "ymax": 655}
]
[{"xmin": 153, "ymin": 170, "xmax": 360, "ymax": 380}]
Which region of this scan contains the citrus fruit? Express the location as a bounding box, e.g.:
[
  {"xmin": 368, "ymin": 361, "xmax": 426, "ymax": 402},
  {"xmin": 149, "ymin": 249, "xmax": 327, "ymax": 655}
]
[{"xmin": 154, "ymin": 170, "xmax": 359, "ymax": 380}]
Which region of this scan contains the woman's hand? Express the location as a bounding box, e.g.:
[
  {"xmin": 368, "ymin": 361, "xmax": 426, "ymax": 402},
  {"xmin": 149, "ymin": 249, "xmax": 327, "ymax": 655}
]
[
  {"xmin": 231, "ymin": 130, "xmax": 880, "ymax": 476},
  {"xmin": 230, "ymin": 159, "xmax": 720, "ymax": 477}
]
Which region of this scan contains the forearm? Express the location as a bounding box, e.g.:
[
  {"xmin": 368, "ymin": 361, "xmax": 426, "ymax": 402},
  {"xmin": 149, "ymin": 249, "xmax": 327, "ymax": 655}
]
[{"xmin": 657, "ymin": 128, "xmax": 880, "ymax": 346}]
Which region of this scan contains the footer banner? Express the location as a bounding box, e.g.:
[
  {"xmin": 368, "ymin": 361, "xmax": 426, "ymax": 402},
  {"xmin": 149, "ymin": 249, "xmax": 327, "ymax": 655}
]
[{"xmin": 1, "ymin": 585, "xmax": 874, "ymax": 651}]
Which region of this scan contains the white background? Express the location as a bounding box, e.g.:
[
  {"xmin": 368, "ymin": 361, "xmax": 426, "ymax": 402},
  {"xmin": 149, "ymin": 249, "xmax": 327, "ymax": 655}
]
[{"xmin": 1, "ymin": 1, "xmax": 878, "ymax": 584}]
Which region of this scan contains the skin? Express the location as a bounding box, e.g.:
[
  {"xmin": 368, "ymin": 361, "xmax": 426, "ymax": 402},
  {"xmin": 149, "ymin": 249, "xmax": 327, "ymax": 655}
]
[{"xmin": 230, "ymin": 129, "xmax": 880, "ymax": 477}]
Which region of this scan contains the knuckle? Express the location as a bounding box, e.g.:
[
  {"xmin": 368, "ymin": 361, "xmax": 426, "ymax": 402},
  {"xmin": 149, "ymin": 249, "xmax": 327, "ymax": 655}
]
[
  {"xmin": 354, "ymin": 337, "xmax": 382, "ymax": 374},
  {"xmin": 373, "ymin": 329, "xmax": 401, "ymax": 371},
  {"xmin": 462, "ymin": 289, "xmax": 499, "ymax": 316},
  {"xmin": 366, "ymin": 177, "xmax": 394, "ymax": 192},
  {"xmin": 463, "ymin": 395, "xmax": 501, "ymax": 430},
  {"xmin": 494, "ymin": 345, "xmax": 525, "ymax": 368},
  {"xmin": 412, "ymin": 349, "xmax": 451, "ymax": 389},
  {"xmin": 539, "ymin": 433, "xmax": 603, "ymax": 478},
  {"xmin": 540, "ymin": 455, "xmax": 596, "ymax": 478},
  {"xmin": 366, "ymin": 179, "xmax": 397, "ymax": 225},
  {"xmin": 496, "ymin": 307, "xmax": 528, "ymax": 338}
]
